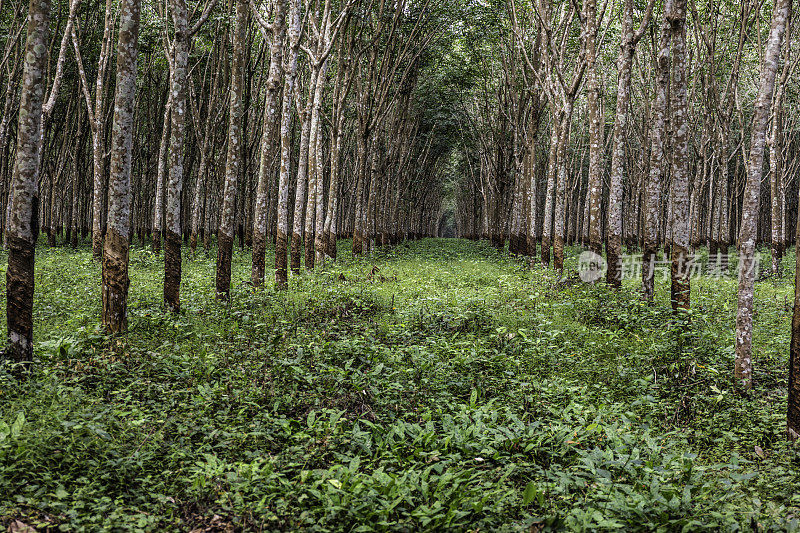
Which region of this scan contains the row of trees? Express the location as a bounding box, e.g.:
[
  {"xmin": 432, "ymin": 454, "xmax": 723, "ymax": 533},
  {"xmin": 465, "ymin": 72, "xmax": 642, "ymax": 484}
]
[
  {"xmin": 4, "ymin": 0, "xmax": 800, "ymax": 437},
  {"xmin": 449, "ymin": 0, "xmax": 799, "ymax": 437},
  {"xmin": 2, "ymin": 0, "xmax": 459, "ymax": 356}
]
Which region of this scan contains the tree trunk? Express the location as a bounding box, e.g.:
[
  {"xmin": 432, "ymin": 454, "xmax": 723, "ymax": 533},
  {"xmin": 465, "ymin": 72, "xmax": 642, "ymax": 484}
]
[
  {"xmin": 541, "ymin": 121, "xmax": 559, "ymax": 266},
  {"xmin": 5, "ymin": 0, "xmax": 49, "ymax": 364},
  {"xmin": 102, "ymin": 0, "xmax": 140, "ymax": 333},
  {"xmin": 735, "ymin": 0, "xmax": 791, "ymax": 389},
  {"xmin": 789, "ymin": 182, "xmax": 800, "ymax": 440},
  {"xmin": 304, "ymin": 58, "xmax": 328, "ymax": 270},
  {"xmin": 769, "ymin": 77, "xmax": 786, "ymax": 276},
  {"xmin": 152, "ymin": 82, "xmax": 171, "ymax": 254},
  {"xmin": 215, "ymin": 0, "xmax": 247, "ymax": 299},
  {"xmin": 252, "ymin": 0, "xmax": 286, "ymax": 286},
  {"xmin": 310, "ymin": 59, "xmax": 329, "ymax": 267},
  {"xmin": 323, "ymin": 81, "xmax": 345, "ymax": 261},
  {"xmin": 642, "ymin": 16, "xmax": 670, "ymax": 303},
  {"xmin": 275, "ymin": 0, "xmax": 301, "ymax": 288},
  {"xmin": 351, "ymin": 131, "xmax": 369, "ymax": 255},
  {"xmin": 290, "ymin": 72, "xmax": 316, "ymax": 274},
  {"xmin": 585, "ymin": 0, "xmax": 603, "ymax": 258},
  {"xmin": 163, "ymin": 0, "xmax": 189, "ymax": 312},
  {"xmin": 526, "ymin": 106, "xmax": 539, "ymax": 265},
  {"xmin": 668, "ymin": 0, "xmax": 690, "ymax": 315},
  {"xmin": 553, "ymin": 105, "xmax": 572, "ymax": 272},
  {"xmin": 607, "ymin": 0, "xmax": 652, "ymax": 286}
]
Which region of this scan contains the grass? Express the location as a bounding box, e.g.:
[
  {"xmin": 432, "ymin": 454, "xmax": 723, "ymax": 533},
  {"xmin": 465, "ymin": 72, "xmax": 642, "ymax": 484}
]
[{"xmin": 1, "ymin": 238, "xmax": 799, "ymax": 531}]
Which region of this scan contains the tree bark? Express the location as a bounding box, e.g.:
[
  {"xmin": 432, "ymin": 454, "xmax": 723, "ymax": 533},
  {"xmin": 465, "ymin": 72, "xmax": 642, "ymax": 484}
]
[
  {"xmin": 736, "ymin": 0, "xmax": 791, "ymax": 389},
  {"xmin": 252, "ymin": 0, "xmax": 286, "ymax": 286},
  {"xmin": 5, "ymin": 0, "xmax": 50, "ymax": 365},
  {"xmin": 607, "ymin": 0, "xmax": 653, "ymax": 287},
  {"xmin": 668, "ymin": 0, "xmax": 690, "ymax": 315},
  {"xmin": 215, "ymin": 0, "xmax": 247, "ymax": 300},
  {"xmin": 275, "ymin": 0, "xmax": 301, "ymax": 289},
  {"xmin": 163, "ymin": 0, "xmax": 190, "ymax": 312},
  {"xmin": 642, "ymin": 16, "xmax": 670, "ymax": 303},
  {"xmin": 585, "ymin": 0, "xmax": 603, "ymax": 258},
  {"xmin": 102, "ymin": 0, "xmax": 140, "ymax": 333}
]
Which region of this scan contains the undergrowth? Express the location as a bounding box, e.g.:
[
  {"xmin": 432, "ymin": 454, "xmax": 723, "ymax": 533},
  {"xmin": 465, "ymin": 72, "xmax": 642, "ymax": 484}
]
[{"xmin": 1, "ymin": 238, "xmax": 799, "ymax": 531}]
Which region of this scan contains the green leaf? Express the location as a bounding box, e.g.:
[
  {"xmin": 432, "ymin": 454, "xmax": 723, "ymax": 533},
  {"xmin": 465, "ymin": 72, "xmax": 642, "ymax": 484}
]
[
  {"xmin": 523, "ymin": 482, "xmax": 539, "ymax": 506},
  {"xmin": 11, "ymin": 412, "xmax": 25, "ymax": 438}
]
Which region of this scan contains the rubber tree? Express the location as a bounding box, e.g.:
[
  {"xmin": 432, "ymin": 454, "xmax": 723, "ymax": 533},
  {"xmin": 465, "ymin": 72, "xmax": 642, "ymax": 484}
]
[
  {"xmin": 667, "ymin": 0, "xmax": 690, "ymax": 315},
  {"xmin": 251, "ymin": 0, "xmax": 287, "ymax": 287},
  {"xmin": 102, "ymin": 0, "xmax": 141, "ymax": 332},
  {"xmin": 215, "ymin": 0, "xmax": 247, "ymax": 299},
  {"xmin": 70, "ymin": 0, "xmax": 116, "ymax": 260},
  {"xmin": 735, "ymin": 0, "xmax": 791, "ymax": 389},
  {"xmin": 605, "ymin": 0, "xmax": 654, "ymax": 287},
  {"xmin": 275, "ymin": 0, "xmax": 302, "ymax": 288},
  {"xmin": 163, "ymin": 0, "xmax": 218, "ymax": 311},
  {"xmin": 642, "ymin": 10, "xmax": 670, "ymax": 303},
  {"xmin": 5, "ymin": 0, "xmax": 50, "ymax": 365}
]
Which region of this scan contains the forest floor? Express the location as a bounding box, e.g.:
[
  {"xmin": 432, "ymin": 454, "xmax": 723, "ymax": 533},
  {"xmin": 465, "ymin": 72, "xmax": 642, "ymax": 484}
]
[{"xmin": 1, "ymin": 238, "xmax": 799, "ymax": 531}]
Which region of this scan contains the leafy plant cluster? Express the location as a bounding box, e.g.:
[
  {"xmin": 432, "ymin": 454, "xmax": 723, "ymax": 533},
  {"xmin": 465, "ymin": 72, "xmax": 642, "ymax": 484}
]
[{"xmin": 1, "ymin": 239, "xmax": 799, "ymax": 531}]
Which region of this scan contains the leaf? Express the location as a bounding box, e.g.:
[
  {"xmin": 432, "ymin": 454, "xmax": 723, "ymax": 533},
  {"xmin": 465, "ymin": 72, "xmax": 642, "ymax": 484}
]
[
  {"xmin": 11, "ymin": 412, "xmax": 25, "ymax": 438},
  {"xmin": 329, "ymin": 410, "xmax": 343, "ymax": 427},
  {"xmin": 523, "ymin": 482, "xmax": 539, "ymax": 506},
  {"xmin": 0, "ymin": 421, "xmax": 10, "ymax": 442},
  {"xmin": 754, "ymin": 445, "xmax": 765, "ymax": 459},
  {"xmin": 328, "ymin": 479, "xmax": 342, "ymax": 489}
]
